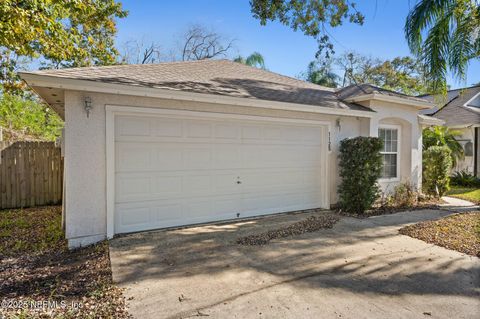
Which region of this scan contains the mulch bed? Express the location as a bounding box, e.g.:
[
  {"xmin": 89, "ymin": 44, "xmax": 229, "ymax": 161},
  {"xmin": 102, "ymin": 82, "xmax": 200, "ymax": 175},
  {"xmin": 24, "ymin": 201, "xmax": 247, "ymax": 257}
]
[
  {"xmin": 0, "ymin": 206, "xmax": 131, "ymax": 318},
  {"xmin": 399, "ymin": 212, "xmax": 480, "ymax": 257},
  {"xmin": 338, "ymin": 198, "xmax": 444, "ymax": 218},
  {"xmin": 236, "ymin": 214, "xmax": 340, "ymax": 245}
]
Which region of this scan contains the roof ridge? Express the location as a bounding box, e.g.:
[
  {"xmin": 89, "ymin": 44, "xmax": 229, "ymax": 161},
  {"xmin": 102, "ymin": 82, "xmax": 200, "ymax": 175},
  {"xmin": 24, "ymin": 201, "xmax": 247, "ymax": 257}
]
[
  {"xmin": 418, "ymin": 84, "xmax": 480, "ymax": 98},
  {"xmin": 431, "ymin": 94, "xmax": 459, "ymax": 116},
  {"xmin": 27, "ymin": 59, "xmax": 234, "ymax": 74}
]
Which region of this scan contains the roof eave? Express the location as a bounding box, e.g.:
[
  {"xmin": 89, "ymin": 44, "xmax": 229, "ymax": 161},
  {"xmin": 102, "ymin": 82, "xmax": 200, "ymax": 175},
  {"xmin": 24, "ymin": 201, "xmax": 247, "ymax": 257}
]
[
  {"xmin": 417, "ymin": 114, "xmax": 445, "ymax": 126},
  {"xmin": 344, "ymin": 93, "xmax": 434, "ymax": 110},
  {"xmin": 19, "ymin": 72, "xmax": 375, "ymax": 119}
]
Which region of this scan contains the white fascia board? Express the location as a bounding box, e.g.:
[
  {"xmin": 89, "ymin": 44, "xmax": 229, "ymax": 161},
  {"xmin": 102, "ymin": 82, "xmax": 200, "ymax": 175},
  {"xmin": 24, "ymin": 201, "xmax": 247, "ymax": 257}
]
[
  {"xmin": 464, "ymin": 91, "xmax": 480, "ymax": 107},
  {"xmin": 344, "ymin": 93, "xmax": 434, "ymax": 110},
  {"xmin": 417, "ymin": 114, "xmax": 445, "ymax": 126},
  {"xmin": 447, "ymin": 123, "xmax": 480, "ymax": 129},
  {"xmin": 19, "ymin": 72, "xmax": 374, "ymax": 118},
  {"xmin": 464, "ymin": 105, "xmax": 480, "ymax": 114}
]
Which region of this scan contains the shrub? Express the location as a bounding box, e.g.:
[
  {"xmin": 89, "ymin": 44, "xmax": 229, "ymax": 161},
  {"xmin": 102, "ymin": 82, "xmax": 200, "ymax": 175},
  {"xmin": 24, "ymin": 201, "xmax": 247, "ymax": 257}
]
[
  {"xmin": 450, "ymin": 170, "xmax": 480, "ymax": 187},
  {"xmin": 391, "ymin": 182, "xmax": 419, "ymax": 207},
  {"xmin": 338, "ymin": 136, "xmax": 383, "ymax": 214},
  {"xmin": 0, "ymin": 92, "xmax": 63, "ymax": 141},
  {"xmin": 423, "ymin": 146, "xmax": 452, "ymax": 197}
]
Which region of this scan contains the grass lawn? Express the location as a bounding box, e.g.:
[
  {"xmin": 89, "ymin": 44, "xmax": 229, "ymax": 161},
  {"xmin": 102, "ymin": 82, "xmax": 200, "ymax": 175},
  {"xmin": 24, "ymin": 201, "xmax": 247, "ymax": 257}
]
[
  {"xmin": 400, "ymin": 212, "xmax": 480, "ymax": 257},
  {"xmin": 0, "ymin": 206, "xmax": 131, "ymax": 318},
  {"xmin": 447, "ymin": 186, "xmax": 480, "ymax": 204}
]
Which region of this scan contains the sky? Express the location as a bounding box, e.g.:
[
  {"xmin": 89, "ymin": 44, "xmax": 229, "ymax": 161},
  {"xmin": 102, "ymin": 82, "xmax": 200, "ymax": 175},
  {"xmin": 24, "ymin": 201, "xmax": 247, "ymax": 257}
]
[{"xmin": 115, "ymin": 0, "xmax": 480, "ymax": 89}]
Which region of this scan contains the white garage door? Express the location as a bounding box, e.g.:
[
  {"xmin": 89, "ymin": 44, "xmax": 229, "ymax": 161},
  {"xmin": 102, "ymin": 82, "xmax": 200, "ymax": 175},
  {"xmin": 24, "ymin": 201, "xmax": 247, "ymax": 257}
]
[{"xmin": 114, "ymin": 112, "xmax": 328, "ymax": 234}]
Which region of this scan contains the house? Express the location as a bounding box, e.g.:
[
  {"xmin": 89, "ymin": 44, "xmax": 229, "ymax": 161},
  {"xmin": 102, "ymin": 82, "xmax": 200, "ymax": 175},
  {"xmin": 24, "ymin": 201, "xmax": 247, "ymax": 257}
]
[
  {"xmin": 19, "ymin": 60, "xmax": 440, "ymax": 248},
  {"xmin": 420, "ymin": 85, "xmax": 480, "ymax": 176}
]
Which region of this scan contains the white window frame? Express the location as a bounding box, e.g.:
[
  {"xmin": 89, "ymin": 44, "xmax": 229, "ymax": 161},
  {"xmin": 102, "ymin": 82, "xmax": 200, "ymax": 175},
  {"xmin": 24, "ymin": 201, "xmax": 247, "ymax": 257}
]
[{"xmin": 378, "ymin": 124, "xmax": 401, "ymax": 182}]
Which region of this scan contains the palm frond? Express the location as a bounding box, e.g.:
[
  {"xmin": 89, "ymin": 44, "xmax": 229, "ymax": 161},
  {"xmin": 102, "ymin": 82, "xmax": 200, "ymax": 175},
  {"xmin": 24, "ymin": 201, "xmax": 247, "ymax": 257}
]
[
  {"xmin": 404, "ymin": 0, "xmax": 478, "ymax": 94},
  {"xmin": 245, "ymin": 52, "xmax": 266, "ymax": 69}
]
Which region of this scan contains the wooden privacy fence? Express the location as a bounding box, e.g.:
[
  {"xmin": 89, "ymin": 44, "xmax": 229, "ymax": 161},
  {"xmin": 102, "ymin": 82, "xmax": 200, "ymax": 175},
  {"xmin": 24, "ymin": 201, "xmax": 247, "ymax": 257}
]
[{"xmin": 0, "ymin": 141, "xmax": 63, "ymax": 209}]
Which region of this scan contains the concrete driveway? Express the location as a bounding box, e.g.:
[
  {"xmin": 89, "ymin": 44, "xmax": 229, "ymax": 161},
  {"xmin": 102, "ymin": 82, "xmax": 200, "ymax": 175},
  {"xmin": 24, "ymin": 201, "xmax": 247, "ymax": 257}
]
[{"xmin": 109, "ymin": 209, "xmax": 480, "ymax": 319}]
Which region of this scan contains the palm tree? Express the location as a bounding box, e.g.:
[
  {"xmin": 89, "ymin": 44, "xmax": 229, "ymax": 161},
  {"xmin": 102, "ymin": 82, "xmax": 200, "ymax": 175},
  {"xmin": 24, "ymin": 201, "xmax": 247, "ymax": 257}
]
[
  {"xmin": 405, "ymin": 0, "xmax": 480, "ymax": 93},
  {"xmin": 234, "ymin": 52, "xmax": 266, "ymax": 69},
  {"xmin": 304, "ymin": 61, "xmax": 339, "ymax": 88},
  {"xmin": 423, "ymin": 126, "xmax": 464, "ymax": 167}
]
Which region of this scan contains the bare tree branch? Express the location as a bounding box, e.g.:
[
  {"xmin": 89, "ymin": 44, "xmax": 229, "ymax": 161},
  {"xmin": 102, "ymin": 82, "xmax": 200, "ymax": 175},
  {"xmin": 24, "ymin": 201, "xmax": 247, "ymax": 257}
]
[
  {"xmin": 120, "ymin": 39, "xmax": 162, "ymax": 64},
  {"xmin": 180, "ymin": 24, "xmax": 235, "ymax": 61}
]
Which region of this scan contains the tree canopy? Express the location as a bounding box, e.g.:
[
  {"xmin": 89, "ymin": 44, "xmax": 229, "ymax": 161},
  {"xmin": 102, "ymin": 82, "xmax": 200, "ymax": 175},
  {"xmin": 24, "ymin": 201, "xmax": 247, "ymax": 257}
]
[
  {"xmin": 301, "ymin": 60, "xmax": 339, "ymax": 88},
  {"xmin": 250, "ymin": 0, "xmax": 364, "ymax": 58},
  {"xmin": 303, "ymin": 52, "xmax": 428, "ymax": 95},
  {"xmin": 405, "ymin": 0, "xmax": 480, "ymax": 93},
  {"xmin": 0, "ymin": 0, "xmax": 127, "ymax": 92},
  {"xmin": 0, "ymin": 91, "xmax": 63, "ymax": 141}
]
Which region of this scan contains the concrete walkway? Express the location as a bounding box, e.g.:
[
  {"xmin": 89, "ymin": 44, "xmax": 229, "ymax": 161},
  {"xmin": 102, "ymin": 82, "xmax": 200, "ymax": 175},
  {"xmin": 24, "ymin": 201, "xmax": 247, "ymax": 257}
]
[
  {"xmin": 440, "ymin": 196, "xmax": 479, "ymax": 212},
  {"xmin": 110, "ymin": 209, "xmax": 480, "ymax": 319}
]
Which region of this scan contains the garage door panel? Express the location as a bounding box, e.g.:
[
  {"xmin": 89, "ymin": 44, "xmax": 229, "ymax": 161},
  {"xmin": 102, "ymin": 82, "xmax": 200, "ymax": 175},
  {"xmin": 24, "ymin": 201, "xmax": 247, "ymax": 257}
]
[
  {"xmin": 241, "ymin": 145, "xmax": 321, "ymax": 168},
  {"xmin": 116, "ymin": 193, "xmax": 241, "ymax": 233},
  {"xmin": 184, "ymin": 147, "xmax": 212, "ymax": 169},
  {"xmin": 116, "ymin": 144, "xmax": 153, "ymax": 171},
  {"xmin": 242, "ymin": 192, "xmax": 306, "ymax": 215},
  {"xmin": 214, "ymin": 123, "xmax": 240, "ymax": 140},
  {"xmin": 213, "ymin": 173, "xmax": 241, "ymax": 193},
  {"xmin": 116, "ymin": 171, "xmax": 242, "ymax": 203},
  {"xmin": 154, "ymin": 118, "xmax": 183, "ymax": 137},
  {"xmin": 114, "ymin": 113, "xmax": 327, "ymax": 234},
  {"xmin": 116, "ymin": 203, "xmax": 183, "ymax": 233},
  {"xmin": 116, "ymin": 205, "xmax": 151, "ymax": 230},
  {"xmin": 116, "ymin": 116, "xmax": 152, "ymax": 137},
  {"xmin": 183, "ymin": 175, "xmax": 213, "ymax": 194},
  {"xmin": 116, "ymin": 174, "xmax": 152, "ymax": 200},
  {"xmin": 240, "ymin": 169, "xmax": 307, "ymax": 189},
  {"xmin": 185, "ymin": 120, "xmax": 212, "ymax": 138},
  {"xmin": 213, "ymin": 146, "xmax": 242, "ymax": 168}
]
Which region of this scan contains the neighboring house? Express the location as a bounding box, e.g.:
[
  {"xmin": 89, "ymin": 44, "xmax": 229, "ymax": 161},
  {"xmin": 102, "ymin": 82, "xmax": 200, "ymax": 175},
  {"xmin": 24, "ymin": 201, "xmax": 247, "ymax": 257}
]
[
  {"xmin": 420, "ymin": 85, "xmax": 480, "ymax": 176},
  {"xmin": 20, "ymin": 60, "xmax": 440, "ymax": 248}
]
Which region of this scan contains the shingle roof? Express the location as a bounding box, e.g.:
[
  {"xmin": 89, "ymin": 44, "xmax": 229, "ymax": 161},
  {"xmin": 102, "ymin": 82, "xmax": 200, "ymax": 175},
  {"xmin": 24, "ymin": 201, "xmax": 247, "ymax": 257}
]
[
  {"xmin": 336, "ymin": 83, "xmax": 429, "ymax": 104},
  {"xmin": 418, "ymin": 86, "xmax": 480, "ymax": 126},
  {"xmin": 23, "ymin": 59, "xmax": 370, "ymax": 111}
]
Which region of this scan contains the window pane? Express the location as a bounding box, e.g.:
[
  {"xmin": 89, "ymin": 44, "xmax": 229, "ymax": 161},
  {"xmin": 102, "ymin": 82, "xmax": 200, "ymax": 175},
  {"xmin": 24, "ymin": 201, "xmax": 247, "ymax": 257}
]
[
  {"xmin": 378, "ymin": 128, "xmax": 398, "ymax": 153},
  {"xmin": 379, "ymin": 129, "xmax": 386, "ymax": 140},
  {"xmin": 390, "ymin": 163, "xmax": 397, "ymax": 177},
  {"xmin": 385, "ymin": 139, "xmax": 392, "ymax": 152},
  {"xmin": 391, "ymin": 129, "xmax": 397, "ymax": 140},
  {"xmin": 391, "ymin": 138, "xmax": 397, "ymax": 152},
  {"xmin": 381, "ymin": 154, "xmax": 397, "ymax": 178},
  {"xmin": 379, "ymin": 129, "xmax": 386, "ymax": 151}
]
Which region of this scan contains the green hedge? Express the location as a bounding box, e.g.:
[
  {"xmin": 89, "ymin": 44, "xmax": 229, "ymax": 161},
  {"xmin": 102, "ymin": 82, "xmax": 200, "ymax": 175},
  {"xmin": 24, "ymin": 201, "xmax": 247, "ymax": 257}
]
[
  {"xmin": 423, "ymin": 146, "xmax": 452, "ymax": 197},
  {"xmin": 338, "ymin": 136, "xmax": 383, "ymax": 214}
]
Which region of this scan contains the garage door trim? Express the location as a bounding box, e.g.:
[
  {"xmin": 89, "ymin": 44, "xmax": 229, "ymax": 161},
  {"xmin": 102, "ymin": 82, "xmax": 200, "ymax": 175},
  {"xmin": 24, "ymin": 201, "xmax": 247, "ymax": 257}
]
[{"xmin": 106, "ymin": 104, "xmax": 331, "ymax": 238}]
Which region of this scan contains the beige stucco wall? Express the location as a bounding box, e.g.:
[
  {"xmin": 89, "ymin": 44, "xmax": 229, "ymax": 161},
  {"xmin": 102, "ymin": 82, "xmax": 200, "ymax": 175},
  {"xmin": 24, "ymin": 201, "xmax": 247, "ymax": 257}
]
[
  {"xmin": 63, "ymin": 90, "xmax": 422, "ymax": 247},
  {"xmin": 360, "ymin": 100, "xmax": 423, "ymax": 193}
]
